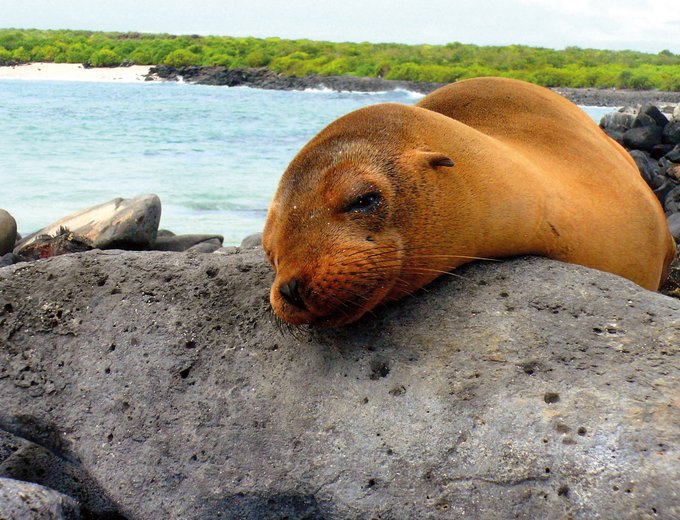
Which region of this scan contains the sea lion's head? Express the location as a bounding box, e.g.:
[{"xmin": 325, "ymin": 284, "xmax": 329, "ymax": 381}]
[{"xmin": 263, "ymin": 104, "xmax": 457, "ymax": 327}]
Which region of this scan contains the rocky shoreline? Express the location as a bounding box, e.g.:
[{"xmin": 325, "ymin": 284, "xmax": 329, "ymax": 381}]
[{"xmin": 145, "ymin": 65, "xmax": 680, "ymax": 108}]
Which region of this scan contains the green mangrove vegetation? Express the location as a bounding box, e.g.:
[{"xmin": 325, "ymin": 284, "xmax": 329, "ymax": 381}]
[{"xmin": 1, "ymin": 28, "xmax": 679, "ymax": 90}]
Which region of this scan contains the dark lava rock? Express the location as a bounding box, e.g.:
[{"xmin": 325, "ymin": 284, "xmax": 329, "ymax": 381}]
[
  {"xmin": 602, "ymin": 123, "xmax": 628, "ymax": 143},
  {"xmin": 668, "ymin": 213, "xmax": 680, "ymax": 242},
  {"xmin": 663, "ymin": 121, "xmax": 680, "ymax": 145},
  {"xmin": 0, "ymin": 250, "xmax": 679, "ymax": 519},
  {"xmin": 639, "ymin": 103, "xmax": 669, "ymax": 128},
  {"xmin": 666, "ymin": 144, "xmax": 680, "ymax": 163},
  {"xmin": 628, "ymin": 149, "xmax": 657, "ymax": 184},
  {"xmin": 664, "ymin": 185, "xmax": 680, "ymax": 213},
  {"xmin": 652, "ymin": 144, "xmax": 675, "ymax": 160},
  {"xmin": 0, "ymin": 477, "xmax": 82, "ymax": 519},
  {"xmin": 632, "ymin": 112, "xmax": 658, "ymax": 128},
  {"xmin": 654, "ymin": 179, "xmax": 676, "ymax": 204},
  {"xmin": 148, "ymin": 65, "xmax": 446, "ymax": 94},
  {"xmin": 623, "ymin": 125, "xmax": 664, "ymax": 152}
]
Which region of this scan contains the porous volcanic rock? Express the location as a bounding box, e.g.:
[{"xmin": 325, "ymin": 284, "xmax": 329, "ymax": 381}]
[
  {"xmin": 0, "ymin": 250, "xmax": 679, "ymax": 519},
  {"xmin": 0, "ymin": 477, "xmax": 81, "ymax": 519}
]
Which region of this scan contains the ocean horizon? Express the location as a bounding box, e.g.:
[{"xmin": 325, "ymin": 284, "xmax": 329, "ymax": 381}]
[{"xmin": 0, "ymin": 79, "xmax": 612, "ymax": 245}]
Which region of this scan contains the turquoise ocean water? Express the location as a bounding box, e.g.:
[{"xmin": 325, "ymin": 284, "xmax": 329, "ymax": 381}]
[{"xmin": 0, "ymin": 80, "xmax": 612, "ymax": 245}]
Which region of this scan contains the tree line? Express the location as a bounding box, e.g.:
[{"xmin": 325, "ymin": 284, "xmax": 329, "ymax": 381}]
[{"xmin": 1, "ymin": 28, "xmax": 679, "ymax": 90}]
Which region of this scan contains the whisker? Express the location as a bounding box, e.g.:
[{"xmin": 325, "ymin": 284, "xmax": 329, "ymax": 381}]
[{"xmin": 399, "ymin": 267, "xmax": 465, "ymax": 279}]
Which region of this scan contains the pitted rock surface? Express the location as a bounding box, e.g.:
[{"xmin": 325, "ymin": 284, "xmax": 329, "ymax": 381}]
[{"xmin": 0, "ymin": 249, "xmax": 679, "ymax": 519}]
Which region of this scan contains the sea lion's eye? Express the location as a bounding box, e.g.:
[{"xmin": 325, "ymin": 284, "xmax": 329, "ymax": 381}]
[{"xmin": 344, "ymin": 192, "xmax": 381, "ymax": 214}]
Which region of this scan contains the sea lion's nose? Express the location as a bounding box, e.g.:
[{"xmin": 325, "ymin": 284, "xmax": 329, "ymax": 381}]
[{"xmin": 279, "ymin": 278, "xmax": 307, "ymax": 310}]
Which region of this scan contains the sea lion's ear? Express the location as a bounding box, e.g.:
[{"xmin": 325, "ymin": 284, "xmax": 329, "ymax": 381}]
[{"xmin": 407, "ymin": 151, "xmax": 455, "ymax": 170}]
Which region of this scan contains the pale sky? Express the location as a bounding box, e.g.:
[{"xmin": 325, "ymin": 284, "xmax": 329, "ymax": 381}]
[{"xmin": 3, "ymin": 0, "xmax": 680, "ymax": 53}]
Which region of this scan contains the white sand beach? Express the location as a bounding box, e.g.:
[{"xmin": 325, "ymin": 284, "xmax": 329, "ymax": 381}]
[{"xmin": 0, "ymin": 62, "xmax": 152, "ymax": 82}]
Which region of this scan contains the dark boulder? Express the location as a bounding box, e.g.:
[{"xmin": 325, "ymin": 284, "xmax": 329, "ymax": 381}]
[
  {"xmin": 627, "ymin": 149, "xmax": 657, "ymax": 185},
  {"xmin": 639, "ymin": 103, "xmax": 669, "ymax": 128},
  {"xmin": 0, "ymin": 250, "xmax": 679, "ymax": 519},
  {"xmin": 654, "ymin": 179, "xmax": 676, "ymax": 204},
  {"xmin": 602, "ymin": 124, "xmax": 627, "ymax": 143},
  {"xmin": 662, "ymin": 121, "xmax": 680, "ymax": 145},
  {"xmin": 622, "ymin": 125, "xmax": 664, "ymax": 152},
  {"xmin": 631, "ymin": 112, "xmax": 658, "ymax": 128},
  {"xmin": 651, "ymin": 143, "xmax": 676, "ymax": 160},
  {"xmin": 664, "ymin": 185, "xmax": 680, "ymax": 213},
  {"xmin": 665, "ymin": 144, "xmax": 680, "ymax": 163},
  {"xmin": 668, "ymin": 212, "xmax": 680, "ymax": 242}
]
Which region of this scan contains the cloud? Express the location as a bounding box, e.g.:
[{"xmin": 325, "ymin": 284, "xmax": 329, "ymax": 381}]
[{"xmin": 515, "ymin": 0, "xmax": 680, "ymax": 51}]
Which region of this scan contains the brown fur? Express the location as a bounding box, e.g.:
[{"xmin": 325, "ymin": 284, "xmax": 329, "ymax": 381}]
[{"xmin": 263, "ymin": 77, "xmax": 676, "ymax": 326}]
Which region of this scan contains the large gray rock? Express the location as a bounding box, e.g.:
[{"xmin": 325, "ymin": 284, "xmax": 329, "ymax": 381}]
[
  {"xmin": 14, "ymin": 195, "xmax": 161, "ymax": 253},
  {"xmin": 599, "ymin": 111, "xmax": 634, "ymax": 129},
  {"xmin": 0, "ymin": 250, "xmax": 679, "ymax": 519},
  {"xmin": 0, "ymin": 477, "xmax": 81, "ymax": 519},
  {"xmin": 0, "ymin": 209, "xmax": 17, "ymax": 256}
]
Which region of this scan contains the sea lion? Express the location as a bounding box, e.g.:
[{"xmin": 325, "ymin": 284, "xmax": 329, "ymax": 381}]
[{"xmin": 263, "ymin": 77, "xmax": 676, "ymax": 327}]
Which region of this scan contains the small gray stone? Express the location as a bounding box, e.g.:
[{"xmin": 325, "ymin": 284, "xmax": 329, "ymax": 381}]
[
  {"xmin": 186, "ymin": 238, "xmax": 223, "ymax": 253},
  {"xmin": 151, "ymin": 234, "xmax": 224, "ymax": 252},
  {"xmin": 0, "ymin": 252, "xmax": 18, "ymax": 268},
  {"xmin": 0, "ymin": 209, "xmax": 17, "ymax": 256},
  {"xmin": 156, "ymin": 229, "xmax": 176, "ymax": 238},
  {"xmin": 673, "ymin": 105, "xmax": 680, "ymax": 122},
  {"xmin": 240, "ymin": 232, "xmax": 263, "ymax": 249},
  {"xmin": 0, "ymin": 478, "xmax": 81, "ymax": 519}
]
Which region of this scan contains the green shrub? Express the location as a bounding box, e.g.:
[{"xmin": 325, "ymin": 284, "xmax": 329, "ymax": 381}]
[
  {"xmin": 11, "ymin": 46, "xmax": 31, "ymax": 63},
  {"xmin": 89, "ymin": 48, "xmax": 122, "ymax": 67},
  {"xmin": 162, "ymin": 49, "xmax": 200, "ymax": 67}
]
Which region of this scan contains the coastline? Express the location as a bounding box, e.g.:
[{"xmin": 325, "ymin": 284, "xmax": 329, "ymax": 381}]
[{"xmin": 1, "ymin": 62, "xmax": 679, "ymax": 108}]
